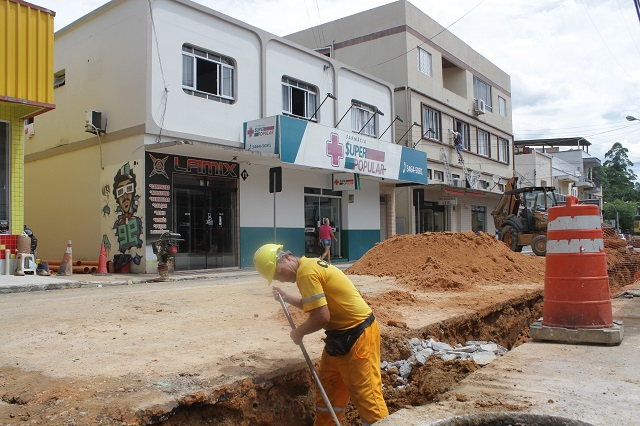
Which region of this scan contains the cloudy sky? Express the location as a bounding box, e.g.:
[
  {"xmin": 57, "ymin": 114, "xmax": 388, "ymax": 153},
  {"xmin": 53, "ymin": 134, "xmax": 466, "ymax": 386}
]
[{"xmin": 35, "ymin": 0, "xmax": 640, "ymax": 174}]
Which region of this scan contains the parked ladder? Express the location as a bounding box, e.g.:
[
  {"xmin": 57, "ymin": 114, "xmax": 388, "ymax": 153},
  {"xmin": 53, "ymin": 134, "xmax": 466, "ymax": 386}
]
[{"xmin": 440, "ymin": 148, "xmax": 454, "ymax": 186}]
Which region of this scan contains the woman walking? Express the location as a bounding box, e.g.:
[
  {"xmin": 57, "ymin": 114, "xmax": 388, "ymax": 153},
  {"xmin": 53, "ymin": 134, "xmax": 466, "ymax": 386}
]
[{"xmin": 319, "ymin": 218, "xmax": 337, "ymax": 263}]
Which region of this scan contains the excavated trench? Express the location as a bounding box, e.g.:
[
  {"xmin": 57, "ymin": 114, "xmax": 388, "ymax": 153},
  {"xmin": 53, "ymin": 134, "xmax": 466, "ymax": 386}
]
[{"xmin": 148, "ymin": 291, "xmax": 543, "ymax": 426}]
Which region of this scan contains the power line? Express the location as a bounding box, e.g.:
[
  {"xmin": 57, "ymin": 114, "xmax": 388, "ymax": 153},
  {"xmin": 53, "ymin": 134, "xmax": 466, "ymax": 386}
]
[
  {"xmin": 345, "ymin": 0, "xmax": 487, "ymax": 72},
  {"xmin": 579, "ymin": 0, "xmax": 633, "ymax": 80}
]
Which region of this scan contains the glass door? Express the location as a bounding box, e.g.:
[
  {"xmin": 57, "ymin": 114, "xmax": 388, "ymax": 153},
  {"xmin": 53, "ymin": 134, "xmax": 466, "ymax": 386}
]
[
  {"xmin": 417, "ymin": 204, "xmax": 446, "ymax": 232},
  {"xmin": 174, "ymin": 175, "xmax": 237, "ymax": 270},
  {"xmin": 304, "ymin": 195, "xmax": 341, "ymax": 258}
]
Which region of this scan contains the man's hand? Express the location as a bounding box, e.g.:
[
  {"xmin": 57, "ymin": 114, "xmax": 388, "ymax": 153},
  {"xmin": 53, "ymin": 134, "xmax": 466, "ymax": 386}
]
[
  {"xmin": 290, "ymin": 327, "xmax": 304, "ymax": 345},
  {"xmin": 272, "ymin": 285, "xmax": 287, "ymax": 303},
  {"xmin": 273, "ymin": 286, "xmax": 303, "ymax": 309}
]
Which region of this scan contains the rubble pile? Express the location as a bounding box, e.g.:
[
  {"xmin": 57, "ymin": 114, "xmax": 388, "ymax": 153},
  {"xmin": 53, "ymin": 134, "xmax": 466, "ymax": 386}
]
[
  {"xmin": 381, "ymin": 337, "xmax": 508, "ymax": 390},
  {"xmin": 602, "ymin": 227, "xmax": 640, "ymax": 293},
  {"xmin": 346, "ymin": 231, "xmax": 545, "ymax": 291}
]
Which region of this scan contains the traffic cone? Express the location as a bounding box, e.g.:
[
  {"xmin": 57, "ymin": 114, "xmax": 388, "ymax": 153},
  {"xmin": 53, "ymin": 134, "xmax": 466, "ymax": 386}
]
[
  {"xmin": 530, "ymin": 196, "xmax": 623, "ymax": 345},
  {"xmin": 56, "ymin": 240, "xmax": 73, "ymax": 276},
  {"xmin": 95, "ymin": 242, "xmax": 110, "ymax": 276}
]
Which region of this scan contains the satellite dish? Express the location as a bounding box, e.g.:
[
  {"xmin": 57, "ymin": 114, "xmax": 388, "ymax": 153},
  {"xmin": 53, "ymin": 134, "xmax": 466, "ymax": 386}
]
[{"xmin": 492, "ymin": 175, "xmax": 501, "ymax": 183}]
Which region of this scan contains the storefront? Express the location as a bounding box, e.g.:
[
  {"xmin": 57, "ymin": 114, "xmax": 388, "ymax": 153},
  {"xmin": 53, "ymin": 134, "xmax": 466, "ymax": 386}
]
[
  {"xmin": 146, "ymin": 153, "xmax": 239, "ymax": 270},
  {"xmin": 241, "ymin": 115, "xmax": 429, "ymax": 266},
  {"xmin": 304, "ymin": 187, "xmax": 342, "ymax": 259}
]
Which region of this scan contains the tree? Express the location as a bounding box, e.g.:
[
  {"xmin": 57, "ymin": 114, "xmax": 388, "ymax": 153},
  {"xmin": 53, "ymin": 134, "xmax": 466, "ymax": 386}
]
[
  {"xmin": 600, "ymin": 142, "xmax": 638, "ymax": 202},
  {"xmin": 603, "ymin": 199, "xmax": 636, "ymax": 233}
]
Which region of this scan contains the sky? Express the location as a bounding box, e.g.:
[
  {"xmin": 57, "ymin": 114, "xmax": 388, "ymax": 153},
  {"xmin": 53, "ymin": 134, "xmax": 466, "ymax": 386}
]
[{"xmin": 34, "ymin": 0, "xmax": 640, "ymax": 175}]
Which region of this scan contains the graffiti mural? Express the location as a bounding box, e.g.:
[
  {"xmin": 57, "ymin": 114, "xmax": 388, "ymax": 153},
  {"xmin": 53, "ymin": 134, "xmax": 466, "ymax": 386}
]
[{"xmin": 100, "ymin": 162, "xmax": 144, "ymax": 272}]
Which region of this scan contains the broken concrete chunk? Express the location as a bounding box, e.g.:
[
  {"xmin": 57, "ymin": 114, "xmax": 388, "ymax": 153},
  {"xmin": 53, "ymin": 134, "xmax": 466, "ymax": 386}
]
[
  {"xmin": 399, "ymin": 361, "xmax": 412, "ymax": 378},
  {"xmin": 452, "ymin": 345, "xmax": 478, "ymax": 353},
  {"xmin": 441, "ymin": 353, "xmax": 458, "ymax": 361},
  {"xmin": 480, "ymin": 343, "xmax": 499, "ymax": 352},
  {"xmin": 409, "ymin": 337, "xmax": 422, "ymax": 347},
  {"xmin": 466, "ymin": 340, "xmax": 490, "ymax": 346},
  {"xmin": 472, "ymin": 351, "xmax": 497, "ymax": 365},
  {"xmin": 432, "ymin": 342, "xmax": 453, "ymax": 352}
]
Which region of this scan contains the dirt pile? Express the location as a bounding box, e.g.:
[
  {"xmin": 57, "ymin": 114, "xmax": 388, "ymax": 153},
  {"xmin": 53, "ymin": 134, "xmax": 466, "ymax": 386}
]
[
  {"xmin": 603, "ymin": 227, "xmax": 640, "ymax": 293},
  {"xmin": 345, "ymin": 232, "xmax": 545, "ymax": 291}
]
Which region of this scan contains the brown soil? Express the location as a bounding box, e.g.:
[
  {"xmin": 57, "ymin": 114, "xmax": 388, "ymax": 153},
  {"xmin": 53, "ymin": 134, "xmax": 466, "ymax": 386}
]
[
  {"xmin": 345, "ymin": 231, "xmax": 546, "ymax": 291},
  {"xmin": 1, "ymin": 230, "xmax": 638, "ymax": 425},
  {"xmin": 603, "ymin": 227, "xmax": 640, "ymax": 293}
]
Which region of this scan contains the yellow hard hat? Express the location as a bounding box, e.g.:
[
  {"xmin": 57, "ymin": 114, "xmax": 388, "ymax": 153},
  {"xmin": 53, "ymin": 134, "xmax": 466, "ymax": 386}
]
[{"xmin": 253, "ymin": 243, "xmax": 283, "ymax": 284}]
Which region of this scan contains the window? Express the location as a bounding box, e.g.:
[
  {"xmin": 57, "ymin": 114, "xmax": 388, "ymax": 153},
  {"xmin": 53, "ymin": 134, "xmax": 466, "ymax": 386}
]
[
  {"xmin": 0, "ymin": 122, "xmax": 9, "ymax": 221},
  {"xmin": 498, "ymin": 183, "xmax": 505, "ymax": 192},
  {"xmin": 351, "ymin": 101, "xmax": 377, "ymax": 137},
  {"xmin": 421, "ymin": 105, "xmax": 441, "ymax": 141},
  {"xmin": 314, "ymin": 46, "xmax": 332, "ymax": 57},
  {"xmin": 498, "ymin": 137, "xmax": 509, "ymax": 162},
  {"xmin": 182, "ymin": 44, "xmax": 235, "ymax": 104},
  {"xmin": 477, "ymin": 129, "xmax": 489, "ymax": 156},
  {"xmin": 418, "ymin": 47, "xmax": 432, "ymax": 76},
  {"xmin": 498, "ymin": 96, "xmax": 507, "ymax": 117},
  {"xmin": 54, "ymin": 70, "xmax": 65, "ymax": 89},
  {"xmin": 473, "ymin": 76, "xmax": 492, "ymax": 111},
  {"xmin": 282, "ymin": 76, "xmax": 318, "ymax": 120},
  {"xmin": 427, "ymin": 169, "xmax": 433, "ymax": 180},
  {"xmin": 434, "ymin": 170, "xmax": 444, "ymax": 182},
  {"xmin": 471, "ymin": 205, "xmax": 486, "ymax": 232},
  {"xmin": 454, "ymin": 120, "xmax": 470, "ymax": 150}
]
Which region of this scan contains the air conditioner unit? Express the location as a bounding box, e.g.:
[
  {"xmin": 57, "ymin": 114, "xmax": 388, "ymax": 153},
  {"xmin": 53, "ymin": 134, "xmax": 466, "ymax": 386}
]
[
  {"xmin": 24, "ymin": 122, "xmax": 35, "ymax": 138},
  {"xmin": 452, "ymin": 178, "xmax": 462, "ymax": 187},
  {"xmin": 473, "ymin": 98, "xmax": 486, "ymax": 115},
  {"xmin": 85, "ymin": 109, "xmax": 107, "ymax": 134}
]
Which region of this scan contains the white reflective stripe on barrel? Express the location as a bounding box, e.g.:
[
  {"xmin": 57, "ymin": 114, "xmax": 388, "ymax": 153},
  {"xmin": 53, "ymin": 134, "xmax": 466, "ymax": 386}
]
[
  {"xmin": 547, "ymin": 238, "xmax": 604, "ymax": 254},
  {"xmin": 547, "ymin": 215, "xmax": 601, "ymax": 231}
]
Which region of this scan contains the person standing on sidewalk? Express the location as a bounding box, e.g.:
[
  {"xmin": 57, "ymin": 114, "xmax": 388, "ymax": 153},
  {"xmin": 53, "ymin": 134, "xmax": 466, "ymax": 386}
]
[
  {"xmin": 253, "ymin": 244, "xmax": 389, "ymax": 425},
  {"xmin": 319, "ymin": 218, "xmax": 337, "ymax": 263}
]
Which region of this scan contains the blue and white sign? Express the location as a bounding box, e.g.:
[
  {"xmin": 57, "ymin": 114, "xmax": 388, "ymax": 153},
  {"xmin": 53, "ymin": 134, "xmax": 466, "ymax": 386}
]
[
  {"xmin": 244, "ymin": 115, "xmax": 428, "ymax": 184},
  {"xmin": 243, "ymin": 116, "xmax": 278, "ymax": 154}
]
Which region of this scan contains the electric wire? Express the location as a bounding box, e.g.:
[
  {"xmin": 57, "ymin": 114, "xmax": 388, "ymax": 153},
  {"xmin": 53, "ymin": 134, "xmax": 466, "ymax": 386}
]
[
  {"xmin": 303, "ymin": 0, "xmax": 321, "ymax": 49},
  {"xmin": 147, "ymin": 0, "xmax": 169, "ymax": 143},
  {"xmin": 579, "ymin": 0, "xmax": 633, "ymax": 80},
  {"xmin": 616, "ymin": 0, "xmax": 640, "ymax": 55},
  {"xmin": 345, "ymin": 0, "xmax": 487, "ymax": 72}
]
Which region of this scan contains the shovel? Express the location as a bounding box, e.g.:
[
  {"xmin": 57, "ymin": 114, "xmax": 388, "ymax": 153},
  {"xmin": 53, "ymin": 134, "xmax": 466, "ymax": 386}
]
[{"xmin": 277, "ymin": 293, "xmax": 341, "ymax": 426}]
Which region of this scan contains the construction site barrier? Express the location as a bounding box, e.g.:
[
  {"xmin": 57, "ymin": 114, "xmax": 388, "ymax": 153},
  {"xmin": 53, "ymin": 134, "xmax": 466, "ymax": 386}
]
[{"xmin": 543, "ymin": 196, "xmax": 613, "ymax": 329}]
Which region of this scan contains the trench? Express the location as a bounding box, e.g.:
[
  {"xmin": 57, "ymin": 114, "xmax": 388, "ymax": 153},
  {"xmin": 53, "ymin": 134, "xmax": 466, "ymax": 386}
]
[{"xmin": 145, "ymin": 291, "xmax": 543, "ymax": 426}]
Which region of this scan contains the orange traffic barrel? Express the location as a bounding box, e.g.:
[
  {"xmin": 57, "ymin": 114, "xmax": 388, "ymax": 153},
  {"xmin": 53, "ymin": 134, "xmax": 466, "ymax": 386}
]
[{"xmin": 543, "ymin": 196, "xmax": 613, "ymax": 329}]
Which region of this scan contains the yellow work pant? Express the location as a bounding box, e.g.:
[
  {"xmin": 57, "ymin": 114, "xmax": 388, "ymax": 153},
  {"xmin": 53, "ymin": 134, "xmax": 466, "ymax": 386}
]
[{"xmin": 315, "ymin": 320, "xmax": 388, "ymax": 425}]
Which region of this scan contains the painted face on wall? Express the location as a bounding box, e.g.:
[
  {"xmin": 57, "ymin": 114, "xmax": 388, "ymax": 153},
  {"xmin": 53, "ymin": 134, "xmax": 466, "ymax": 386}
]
[{"xmin": 115, "ymin": 178, "xmax": 135, "ymax": 214}]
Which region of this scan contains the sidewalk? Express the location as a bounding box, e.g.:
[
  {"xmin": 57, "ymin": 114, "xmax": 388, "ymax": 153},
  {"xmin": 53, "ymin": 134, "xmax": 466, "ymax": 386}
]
[{"xmin": 0, "ymin": 263, "xmax": 354, "ymax": 294}]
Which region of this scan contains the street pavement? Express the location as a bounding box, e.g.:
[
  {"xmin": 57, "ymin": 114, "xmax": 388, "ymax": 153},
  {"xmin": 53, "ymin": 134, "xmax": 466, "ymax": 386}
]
[{"xmin": 2, "ymin": 265, "xmax": 638, "ymax": 426}]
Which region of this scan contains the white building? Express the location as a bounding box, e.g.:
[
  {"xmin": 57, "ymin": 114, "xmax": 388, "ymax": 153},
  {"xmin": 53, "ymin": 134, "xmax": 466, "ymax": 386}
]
[
  {"xmin": 287, "ymin": 0, "xmax": 515, "ymax": 236},
  {"xmin": 514, "ymin": 138, "xmax": 602, "ymax": 205},
  {"xmin": 25, "ymin": 0, "xmax": 427, "ymax": 272}
]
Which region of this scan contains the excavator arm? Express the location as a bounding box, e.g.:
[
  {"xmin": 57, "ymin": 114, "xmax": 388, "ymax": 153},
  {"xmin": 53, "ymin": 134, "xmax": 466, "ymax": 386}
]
[{"xmin": 491, "ymin": 176, "xmax": 519, "ymax": 229}]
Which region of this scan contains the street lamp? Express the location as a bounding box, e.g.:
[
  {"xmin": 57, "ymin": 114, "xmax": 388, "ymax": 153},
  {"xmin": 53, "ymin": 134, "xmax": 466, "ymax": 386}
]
[
  {"xmin": 604, "ymin": 201, "xmax": 620, "ymax": 233},
  {"xmin": 626, "ymin": 115, "xmax": 639, "ymax": 122}
]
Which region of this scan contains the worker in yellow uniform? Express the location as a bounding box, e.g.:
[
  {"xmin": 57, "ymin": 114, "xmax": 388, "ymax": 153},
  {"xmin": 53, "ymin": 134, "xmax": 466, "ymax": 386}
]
[{"xmin": 254, "ymin": 243, "xmax": 388, "ymax": 425}]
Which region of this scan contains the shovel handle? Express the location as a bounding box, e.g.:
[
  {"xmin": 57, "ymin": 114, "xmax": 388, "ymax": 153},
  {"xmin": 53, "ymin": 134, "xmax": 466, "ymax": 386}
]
[{"xmin": 277, "ymin": 293, "xmax": 341, "ymax": 426}]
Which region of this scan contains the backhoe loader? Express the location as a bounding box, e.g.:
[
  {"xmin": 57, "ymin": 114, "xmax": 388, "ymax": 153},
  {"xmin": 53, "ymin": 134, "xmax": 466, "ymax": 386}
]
[{"xmin": 491, "ymin": 177, "xmax": 559, "ymax": 256}]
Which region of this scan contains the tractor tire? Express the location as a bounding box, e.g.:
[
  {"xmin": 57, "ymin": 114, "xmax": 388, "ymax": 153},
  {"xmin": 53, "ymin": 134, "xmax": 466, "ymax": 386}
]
[
  {"xmin": 531, "ymin": 235, "xmax": 547, "ymax": 256},
  {"xmin": 501, "ymin": 225, "xmax": 519, "ymax": 252}
]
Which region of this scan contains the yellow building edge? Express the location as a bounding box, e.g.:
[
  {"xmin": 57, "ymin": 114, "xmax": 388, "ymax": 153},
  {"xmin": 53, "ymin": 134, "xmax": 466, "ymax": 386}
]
[{"xmin": 0, "ymin": 0, "xmax": 56, "ymax": 106}]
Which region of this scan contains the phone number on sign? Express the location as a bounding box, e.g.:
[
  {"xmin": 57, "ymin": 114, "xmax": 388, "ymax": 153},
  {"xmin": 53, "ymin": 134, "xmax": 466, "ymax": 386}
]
[{"xmin": 404, "ymin": 164, "xmax": 423, "ymax": 175}]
